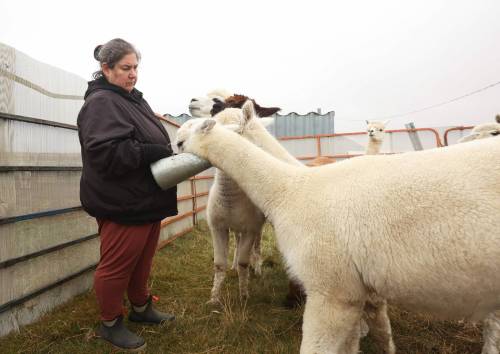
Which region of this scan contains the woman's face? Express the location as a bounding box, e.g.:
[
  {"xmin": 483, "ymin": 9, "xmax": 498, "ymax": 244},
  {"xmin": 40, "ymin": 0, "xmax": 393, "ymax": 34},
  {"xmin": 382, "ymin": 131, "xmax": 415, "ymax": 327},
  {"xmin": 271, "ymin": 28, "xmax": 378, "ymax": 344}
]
[{"xmin": 102, "ymin": 53, "xmax": 138, "ymax": 92}]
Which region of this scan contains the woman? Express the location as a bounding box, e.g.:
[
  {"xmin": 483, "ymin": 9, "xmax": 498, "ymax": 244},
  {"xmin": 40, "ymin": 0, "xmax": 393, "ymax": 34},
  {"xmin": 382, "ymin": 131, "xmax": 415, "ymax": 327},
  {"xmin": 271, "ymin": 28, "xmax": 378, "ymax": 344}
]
[{"xmin": 77, "ymin": 38, "xmax": 177, "ymax": 351}]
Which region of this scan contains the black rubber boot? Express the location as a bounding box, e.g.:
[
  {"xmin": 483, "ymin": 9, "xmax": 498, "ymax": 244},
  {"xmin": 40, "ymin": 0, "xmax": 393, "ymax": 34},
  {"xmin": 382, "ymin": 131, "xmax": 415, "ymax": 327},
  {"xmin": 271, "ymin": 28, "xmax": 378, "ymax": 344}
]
[
  {"xmin": 129, "ymin": 296, "xmax": 175, "ymax": 325},
  {"xmin": 97, "ymin": 315, "xmax": 146, "ymax": 351}
]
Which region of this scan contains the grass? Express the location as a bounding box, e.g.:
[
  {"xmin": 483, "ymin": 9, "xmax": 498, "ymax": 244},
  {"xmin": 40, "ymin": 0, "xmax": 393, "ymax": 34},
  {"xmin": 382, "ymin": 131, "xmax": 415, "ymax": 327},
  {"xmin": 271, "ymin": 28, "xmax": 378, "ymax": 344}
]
[{"xmin": 0, "ymin": 222, "xmax": 483, "ymax": 353}]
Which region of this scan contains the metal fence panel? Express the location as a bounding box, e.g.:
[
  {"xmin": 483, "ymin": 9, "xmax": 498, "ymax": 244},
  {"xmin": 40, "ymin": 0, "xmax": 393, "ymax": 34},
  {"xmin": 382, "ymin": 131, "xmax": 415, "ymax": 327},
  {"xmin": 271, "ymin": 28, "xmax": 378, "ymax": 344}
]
[
  {"xmin": 0, "ymin": 210, "xmax": 95, "ymax": 262},
  {"xmin": 0, "ymin": 171, "xmax": 81, "ymax": 219},
  {"xmin": 12, "ymin": 84, "xmax": 83, "ymax": 125},
  {"xmin": 165, "ymin": 111, "xmax": 336, "ymax": 139},
  {"xmin": 165, "ymin": 114, "xmax": 191, "ymax": 126},
  {"xmin": 0, "ymin": 117, "xmax": 81, "ymax": 167},
  {"xmin": 444, "ymin": 127, "xmax": 474, "ymax": 146},
  {"xmin": 0, "ymin": 272, "xmax": 94, "ymax": 337},
  {"xmin": 270, "ymin": 112, "xmax": 335, "ymax": 137},
  {"xmin": 0, "ymin": 42, "xmax": 85, "ymax": 125},
  {"xmin": 0, "ymin": 239, "xmax": 99, "ymax": 305}
]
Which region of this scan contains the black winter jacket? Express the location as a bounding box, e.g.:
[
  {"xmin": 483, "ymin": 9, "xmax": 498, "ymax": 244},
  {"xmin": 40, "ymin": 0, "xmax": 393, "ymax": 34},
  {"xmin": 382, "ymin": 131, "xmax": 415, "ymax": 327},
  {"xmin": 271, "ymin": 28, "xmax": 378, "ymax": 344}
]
[{"xmin": 77, "ymin": 77, "xmax": 177, "ymax": 224}]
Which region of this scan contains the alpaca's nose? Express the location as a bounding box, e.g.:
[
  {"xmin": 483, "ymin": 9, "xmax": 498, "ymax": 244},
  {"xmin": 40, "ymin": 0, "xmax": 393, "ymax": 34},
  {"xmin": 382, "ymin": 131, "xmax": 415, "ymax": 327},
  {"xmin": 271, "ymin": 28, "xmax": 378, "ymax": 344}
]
[{"xmin": 190, "ymin": 98, "xmax": 197, "ymax": 102}]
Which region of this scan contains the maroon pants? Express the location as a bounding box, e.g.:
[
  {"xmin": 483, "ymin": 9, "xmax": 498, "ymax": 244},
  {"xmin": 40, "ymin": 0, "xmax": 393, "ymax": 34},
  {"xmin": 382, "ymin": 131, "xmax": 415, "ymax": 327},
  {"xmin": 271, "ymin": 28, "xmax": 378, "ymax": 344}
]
[{"xmin": 94, "ymin": 219, "xmax": 160, "ymax": 321}]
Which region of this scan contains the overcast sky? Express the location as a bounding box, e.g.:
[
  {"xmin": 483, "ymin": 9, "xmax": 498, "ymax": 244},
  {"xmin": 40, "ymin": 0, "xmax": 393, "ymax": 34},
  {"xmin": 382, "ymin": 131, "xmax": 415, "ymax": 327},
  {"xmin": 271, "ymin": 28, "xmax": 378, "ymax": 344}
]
[{"xmin": 1, "ymin": 0, "xmax": 500, "ymax": 132}]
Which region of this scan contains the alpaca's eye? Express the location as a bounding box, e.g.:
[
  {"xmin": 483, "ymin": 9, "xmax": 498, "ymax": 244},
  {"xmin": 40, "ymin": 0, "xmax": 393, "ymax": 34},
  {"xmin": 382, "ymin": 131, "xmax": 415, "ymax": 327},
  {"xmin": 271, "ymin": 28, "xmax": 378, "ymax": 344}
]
[
  {"xmin": 491, "ymin": 131, "xmax": 500, "ymax": 136},
  {"xmin": 177, "ymin": 141, "xmax": 184, "ymax": 149}
]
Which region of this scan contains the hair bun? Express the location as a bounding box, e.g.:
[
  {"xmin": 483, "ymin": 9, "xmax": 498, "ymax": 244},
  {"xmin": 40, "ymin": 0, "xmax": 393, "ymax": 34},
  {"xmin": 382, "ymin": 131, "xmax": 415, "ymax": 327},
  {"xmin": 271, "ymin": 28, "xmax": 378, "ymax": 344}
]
[{"xmin": 93, "ymin": 45, "xmax": 103, "ymax": 61}]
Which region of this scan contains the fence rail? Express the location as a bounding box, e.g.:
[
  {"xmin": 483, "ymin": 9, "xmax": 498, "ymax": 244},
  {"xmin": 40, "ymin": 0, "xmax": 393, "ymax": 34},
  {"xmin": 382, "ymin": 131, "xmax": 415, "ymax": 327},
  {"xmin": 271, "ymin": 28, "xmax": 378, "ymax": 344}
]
[
  {"xmin": 278, "ymin": 127, "xmax": 443, "ymax": 163},
  {"xmin": 443, "ymin": 126, "xmax": 474, "ymax": 146}
]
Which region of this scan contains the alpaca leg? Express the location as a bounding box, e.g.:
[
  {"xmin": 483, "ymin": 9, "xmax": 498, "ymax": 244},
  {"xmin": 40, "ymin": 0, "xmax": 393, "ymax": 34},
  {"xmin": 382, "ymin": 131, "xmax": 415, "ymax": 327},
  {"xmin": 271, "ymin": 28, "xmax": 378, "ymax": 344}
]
[
  {"xmin": 300, "ymin": 293, "xmax": 363, "ymax": 354},
  {"xmin": 363, "ymin": 296, "xmax": 396, "ymax": 354},
  {"xmin": 482, "ymin": 310, "xmax": 500, "ymax": 354},
  {"xmin": 284, "ymin": 279, "xmax": 307, "ymax": 308},
  {"xmin": 208, "ymin": 226, "xmax": 230, "ymax": 305},
  {"xmin": 231, "ymin": 232, "xmax": 240, "ymax": 271},
  {"xmin": 236, "ymin": 232, "xmax": 257, "ymax": 301},
  {"xmin": 250, "ymin": 229, "xmax": 263, "ymax": 276}
]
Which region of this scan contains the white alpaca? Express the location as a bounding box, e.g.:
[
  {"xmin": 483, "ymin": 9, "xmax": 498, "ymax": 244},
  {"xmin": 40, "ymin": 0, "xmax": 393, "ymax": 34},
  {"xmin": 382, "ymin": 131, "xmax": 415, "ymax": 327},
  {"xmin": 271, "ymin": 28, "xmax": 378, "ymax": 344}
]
[
  {"xmin": 177, "ymin": 101, "xmax": 500, "ymax": 354},
  {"xmin": 365, "ymin": 120, "xmax": 389, "ymax": 155},
  {"xmin": 208, "ymin": 103, "xmax": 300, "ymax": 275},
  {"xmin": 458, "ymin": 115, "xmax": 500, "ymax": 143},
  {"xmin": 179, "ymin": 103, "xmax": 394, "ymax": 352},
  {"xmin": 190, "ymin": 91, "xmax": 286, "ymax": 271},
  {"xmin": 180, "ymin": 116, "xmax": 265, "ymax": 304},
  {"xmin": 190, "ymin": 90, "xmax": 259, "ymax": 272},
  {"xmin": 185, "ymin": 91, "xmax": 291, "ymax": 305}
]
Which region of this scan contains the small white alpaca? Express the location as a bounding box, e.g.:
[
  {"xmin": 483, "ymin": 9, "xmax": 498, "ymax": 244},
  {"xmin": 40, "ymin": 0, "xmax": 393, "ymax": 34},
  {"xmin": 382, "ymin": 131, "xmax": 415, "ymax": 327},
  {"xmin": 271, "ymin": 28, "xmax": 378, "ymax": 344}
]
[
  {"xmin": 458, "ymin": 115, "xmax": 500, "ymax": 143},
  {"xmin": 185, "ymin": 92, "xmax": 283, "ymax": 305},
  {"xmin": 177, "ymin": 101, "xmax": 500, "ymax": 354},
  {"xmin": 365, "ymin": 120, "xmax": 389, "ymax": 155}
]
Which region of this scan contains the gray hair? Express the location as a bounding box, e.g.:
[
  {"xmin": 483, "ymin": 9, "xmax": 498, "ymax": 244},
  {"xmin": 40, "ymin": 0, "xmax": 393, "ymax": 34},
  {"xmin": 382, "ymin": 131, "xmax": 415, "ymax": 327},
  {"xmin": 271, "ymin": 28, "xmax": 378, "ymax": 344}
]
[{"xmin": 92, "ymin": 38, "xmax": 141, "ymax": 79}]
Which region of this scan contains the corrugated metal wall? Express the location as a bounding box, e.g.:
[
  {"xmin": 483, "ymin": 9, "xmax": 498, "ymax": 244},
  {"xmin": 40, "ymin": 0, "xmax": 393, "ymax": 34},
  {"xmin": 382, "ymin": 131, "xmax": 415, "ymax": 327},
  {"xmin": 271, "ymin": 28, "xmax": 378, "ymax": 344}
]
[
  {"xmin": 0, "ymin": 43, "xmax": 86, "ymax": 125},
  {"xmin": 270, "ymin": 111, "xmax": 335, "ymax": 137},
  {"xmin": 166, "ymin": 111, "xmax": 336, "ymax": 137},
  {"xmin": 0, "ymin": 41, "xmax": 99, "ymax": 334},
  {"xmin": 166, "ymin": 113, "xmax": 192, "ymax": 126}
]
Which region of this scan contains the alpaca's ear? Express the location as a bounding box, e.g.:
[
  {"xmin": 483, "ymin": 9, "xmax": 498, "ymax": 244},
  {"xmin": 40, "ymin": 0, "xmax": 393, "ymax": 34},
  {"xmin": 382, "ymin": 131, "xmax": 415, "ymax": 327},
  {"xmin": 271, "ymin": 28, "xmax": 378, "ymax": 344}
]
[
  {"xmin": 496, "ymin": 114, "xmax": 500, "ymax": 124},
  {"xmin": 259, "ymin": 117, "xmax": 275, "ymax": 128},
  {"xmin": 242, "ymin": 100, "xmax": 256, "ymax": 123},
  {"xmin": 197, "ymin": 119, "xmax": 216, "ymax": 134},
  {"xmin": 365, "ymin": 120, "xmax": 370, "ymax": 125},
  {"xmin": 256, "ymin": 106, "xmax": 281, "ymax": 117},
  {"xmin": 251, "ymin": 98, "xmax": 280, "ymax": 117}
]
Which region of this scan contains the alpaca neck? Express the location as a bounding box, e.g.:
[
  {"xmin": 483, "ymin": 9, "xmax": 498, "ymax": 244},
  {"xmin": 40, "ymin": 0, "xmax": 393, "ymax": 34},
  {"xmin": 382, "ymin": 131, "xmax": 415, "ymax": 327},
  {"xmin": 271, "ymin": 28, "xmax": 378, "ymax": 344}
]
[
  {"xmin": 366, "ymin": 139, "xmax": 382, "ymax": 155},
  {"xmin": 200, "ymin": 126, "xmax": 298, "ymax": 217},
  {"xmin": 248, "ymin": 126, "xmax": 303, "ymax": 166},
  {"xmin": 213, "ymin": 169, "xmax": 248, "ymax": 208},
  {"xmin": 215, "ymin": 169, "xmax": 243, "ymax": 195}
]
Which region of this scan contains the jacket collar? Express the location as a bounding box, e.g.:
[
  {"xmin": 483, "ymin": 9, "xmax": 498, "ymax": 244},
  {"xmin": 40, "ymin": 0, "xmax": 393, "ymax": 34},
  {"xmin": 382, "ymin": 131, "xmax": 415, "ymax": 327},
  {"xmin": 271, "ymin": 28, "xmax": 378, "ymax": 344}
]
[{"xmin": 84, "ymin": 76, "xmax": 144, "ymax": 103}]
